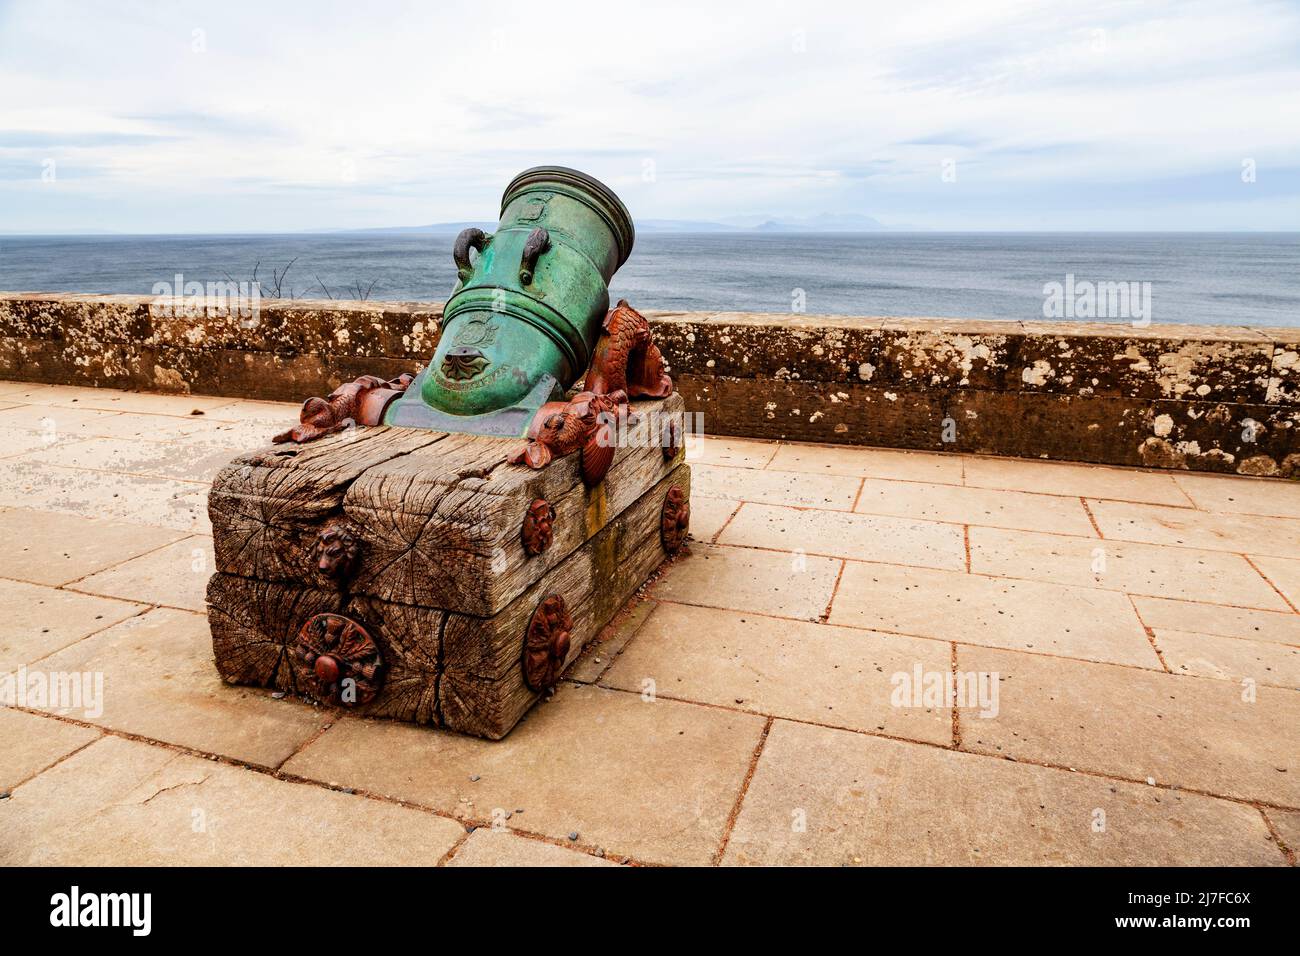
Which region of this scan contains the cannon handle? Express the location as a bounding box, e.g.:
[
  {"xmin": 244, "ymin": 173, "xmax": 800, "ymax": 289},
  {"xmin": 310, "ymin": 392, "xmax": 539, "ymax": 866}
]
[
  {"xmin": 453, "ymin": 227, "xmax": 491, "ymax": 282},
  {"xmin": 519, "ymin": 226, "xmax": 551, "ymax": 285}
]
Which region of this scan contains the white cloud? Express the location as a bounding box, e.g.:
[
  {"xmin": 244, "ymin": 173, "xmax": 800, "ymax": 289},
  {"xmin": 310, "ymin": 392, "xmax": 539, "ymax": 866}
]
[{"xmin": 0, "ymin": 0, "xmax": 1296, "ymax": 231}]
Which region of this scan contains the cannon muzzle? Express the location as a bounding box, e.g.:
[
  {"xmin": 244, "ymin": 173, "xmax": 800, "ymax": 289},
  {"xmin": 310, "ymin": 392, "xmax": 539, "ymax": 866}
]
[{"xmin": 385, "ymin": 166, "xmax": 635, "ymax": 436}]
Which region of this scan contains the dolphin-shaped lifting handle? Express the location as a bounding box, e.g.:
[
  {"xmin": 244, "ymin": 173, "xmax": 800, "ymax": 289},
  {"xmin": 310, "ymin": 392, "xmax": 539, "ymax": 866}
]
[
  {"xmin": 519, "ymin": 226, "xmax": 550, "ymax": 285},
  {"xmin": 453, "ymin": 227, "xmax": 491, "ymax": 283}
]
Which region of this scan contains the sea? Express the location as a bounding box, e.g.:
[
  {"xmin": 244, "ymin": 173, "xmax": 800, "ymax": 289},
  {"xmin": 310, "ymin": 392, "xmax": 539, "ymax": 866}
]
[{"xmin": 1, "ymin": 232, "xmax": 1297, "ymax": 327}]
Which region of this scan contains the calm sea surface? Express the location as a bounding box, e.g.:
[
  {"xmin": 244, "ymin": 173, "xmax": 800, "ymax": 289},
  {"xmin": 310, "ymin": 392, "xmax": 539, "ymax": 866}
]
[{"xmin": 1, "ymin": 232, "xmax": 1296, "ymax": 326}]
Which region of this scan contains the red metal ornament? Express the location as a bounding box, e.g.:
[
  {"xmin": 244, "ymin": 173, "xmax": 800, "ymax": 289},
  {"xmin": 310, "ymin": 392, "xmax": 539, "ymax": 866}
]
[
  {"xmin": 660, "ymin": 484, "xmax": 689, "ymax": 554},
  {"xmin": 522, "ymin": 594, "xmax": 573, "ymax": 691},
  {"xmin": 292, "ymin": 612, "xmax": 383, "ymax": 706}
]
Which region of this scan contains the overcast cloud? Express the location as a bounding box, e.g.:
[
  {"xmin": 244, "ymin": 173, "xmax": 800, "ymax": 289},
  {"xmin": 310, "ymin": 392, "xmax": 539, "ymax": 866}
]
[{"xmin": 1, "ymin": 0, "xmax": 1297, "ymax": 232}]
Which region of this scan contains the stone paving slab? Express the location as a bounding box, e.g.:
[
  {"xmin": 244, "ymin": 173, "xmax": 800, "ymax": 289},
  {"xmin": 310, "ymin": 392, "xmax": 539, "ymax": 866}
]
[
  {"xmin": 719, "ymin": 502, "xmax": 966, "ymax": 570},
  {"xmin": 17, "ymin": 435, "xmax": 245, "ymax": 484},
  {"xmin": 0, "ymin": 402, "xmax": 127, "ymax": 437},
  {"xmin": 35, "ymin": 386, "xmax": 237, "ymax": 416},
  {"xmin": 31, "ymin": 608, "xmax": 331, "ymax": 768},
  {"xmin": 72, "ymin": 411, "xmax": 221, "ymax": 443},
  {"xmin": 0, "ymin": 708, "xmax": 100, "ymax": 792},
  {"xmin": 853, "ymin": 478, "xmax": 1098, "ymax": 536},
  {"xmin": 602, "ymin": 602, "xmax": 953, "ymax": 743},
  {"xmin": 653, "ymin": 542, "xmax": 841, "ymax": 621},
  {"xmin": 1153, "ymin": 628, "xmax": 1300, "ymax": 688},
  {"xmin": 1131, "ymin": 595, "xmax": 1300, "ymax": 645},
  {"xmin": 768, "ymin": 442, "xmax": 965, "ymax": 483},
  {"xmin": 0, "ymin": 425, "xmax": 89, "ymax": 457},
  {"xmin": 0, "ymin": 578, "xmax": 144, "ymax": 671},
  {"xmin": 0, "ymin": 507, "xmax": 186, "ymax": 586},
  {"xmin": 0, "ymin": 735, "xmax": 465, "ymax": 866},
  {"xmin": 1174, "ymin": 472, "xmax": 1300, "ymax": 518},
  {"xmin": 448, "ymin": 829, "xmax": 620, "ymax": 867},
  {"xmin": 692, "ymin": 462, "xmax": 861, "ymax": 510},
  {"xmin": 829, "ymin": 561, "xmax": 1160, "ymax": 667},
  {"xmin": 722, "ymin": 720, "xmax": 1284, "ymax": 866},
  {"xmin": 961, "ymin": 455, "xmax": 1192, "ymax": 506},
  {"xmin": 283, "ymin": 683, "xmax": 766, "ymax": 866},
  {"xmin": 166, "ymin": 417, "xmax": 286, "ymax": 448},
  {"xmin": 969, "ymin": 526, "xmax": 1289, "ymax": 610},
  {"xmin": 196, "ymin": 399, "xmax": 299, "ymax": 424},
  {"xmin": 1088, "ymin": 498, "xmax": 1300, "ymax": 560},
  {"xmin": 685, "ymin": 435, "xmax": 779, "ymax": 469},
  {"xmin": 957, "ymin": 646, "xmax": 1300, "ymax": 807},
  {"xmin": 0, "ymin": 460, "xmax": 209, "ymax": 532},
  {"xmin": 0, "ymin": 382, "xmax": 44, "ymax": 399},
  {"xmin": 74, "ymin": 536, "xmax": 214, "ymax": 612}
]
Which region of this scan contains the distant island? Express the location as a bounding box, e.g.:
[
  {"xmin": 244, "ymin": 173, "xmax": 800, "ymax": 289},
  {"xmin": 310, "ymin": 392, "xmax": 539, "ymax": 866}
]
[{"xmin": 341, "ymin": 213, "xmax": 889, "ymax": 235}]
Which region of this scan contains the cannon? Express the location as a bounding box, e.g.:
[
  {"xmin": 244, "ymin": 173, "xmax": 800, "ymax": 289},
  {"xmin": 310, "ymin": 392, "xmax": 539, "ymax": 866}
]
[
  {"xmin": 388, "ymin": 166, "xmax": 648, "ymax": 434},
  {"xmin": 208, "ymin": 168, "xmax": 690, "ymax": 738}
]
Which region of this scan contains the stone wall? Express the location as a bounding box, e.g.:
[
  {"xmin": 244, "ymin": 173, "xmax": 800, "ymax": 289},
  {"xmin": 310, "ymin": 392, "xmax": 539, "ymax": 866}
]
[
  {"xmin": 1, "ymin": 292, "xmax": 1296, "ymax": 476},
  {"xmin": 0, "ymin": 292, "xmax": 439, "ymax": 403},
  {"xmin": 654, "ymin": 311, "xmax": 1300, "ymax": 477}
]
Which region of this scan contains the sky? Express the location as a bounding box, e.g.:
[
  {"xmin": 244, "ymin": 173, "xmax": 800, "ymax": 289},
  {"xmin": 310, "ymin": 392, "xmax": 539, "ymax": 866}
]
[{"xmin": 0, "ymin": 0, "xmax": 1298, "ymax": 233}]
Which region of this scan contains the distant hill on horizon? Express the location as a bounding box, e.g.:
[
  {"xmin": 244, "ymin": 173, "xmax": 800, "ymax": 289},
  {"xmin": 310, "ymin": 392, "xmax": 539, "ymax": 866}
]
[{"xmin": 338, "ymin": 212, "xmax": 891, "ymax": 235}]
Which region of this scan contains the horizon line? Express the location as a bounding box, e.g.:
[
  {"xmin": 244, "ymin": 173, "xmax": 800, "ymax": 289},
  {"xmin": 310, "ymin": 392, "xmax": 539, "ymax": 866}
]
[{"xmin": 3, "ymin": 228, "xmax": 1298, "ymax": 238}]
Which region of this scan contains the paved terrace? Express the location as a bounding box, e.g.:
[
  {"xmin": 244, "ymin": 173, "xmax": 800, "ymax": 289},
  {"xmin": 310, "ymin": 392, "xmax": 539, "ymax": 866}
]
[{"xmin": 0, "ymin": 379, "xmax": 1296, "ymax": 867}]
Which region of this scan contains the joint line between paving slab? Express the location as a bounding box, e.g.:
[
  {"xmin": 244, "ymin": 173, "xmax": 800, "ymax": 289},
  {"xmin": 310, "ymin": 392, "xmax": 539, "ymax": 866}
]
[
  {"xmin": 4, "ymin": 458, "xmax": 215, "ymax": 487},
  {"xmin": 709, "ymin": 500, "xmax": 744, "ymax": 545},
  {"xmin": 44, "ymin": 401, "xmax": 243, "ymax": 421},
  {"xmin": 712, "ymin": 716, "xmax": 773, "ymax": 866},
  {"xmin": 1257, "ymin": 807, "xmax": 1297, "ymax": 865},
  {"xmin": 949, "ymin": 642, "xmax": 961, "ymax": 748},
  {"xmin": 819, "ymin": 560, "xmax": 846, "ymax": 624},
  {"xmin": 1, "ymin": 727, "xmax": 104, "ymax": 795},
  {"xmin": 586, "ymin": 679, "xmax": 953, "ymax": 746},
  {"xmin": 55, "ymin": 532, "xmax": 205, "ymax": 590},
  {"xmin": 275, "ymin": 715, "xmax": 344, "ymax": 772},
  {"xmin": 1080, "ymin": 497, "xmax": 1104, "ymax": 538},
  {"xmin": 1126, "ymin": 594, "xmax": 1172, "ymax": 673},
  {"xmin": 443, "ymin": 820, "xmax": 639, "ymax": 867},
  {"xmin": 755, "ymin": 440, "xmax": 783, "ymax": 469},
  {"xmin": 1168, "ymin": 473, "xmax": 1202, "ymax": 509},
  {"xmin": 1243, "ymin": 554, "xmax": 1300, "ymax": 615},
  {"xmin": 435, "ymin": 830, "xmax": 472, "ymax": 866},
  {"xmin": 13, "ymin": 598, "xmax": 158, "ymax": 671},
  {"xmin": 589, "ymin": 600, "xmax": 660, "ymax": 684}
]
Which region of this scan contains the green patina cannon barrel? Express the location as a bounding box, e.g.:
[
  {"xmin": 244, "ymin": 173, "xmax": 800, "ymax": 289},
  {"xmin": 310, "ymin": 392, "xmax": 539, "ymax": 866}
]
[{"xmin": 385, "ymin": 166, "xmax": 635, "ymax": 436}]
